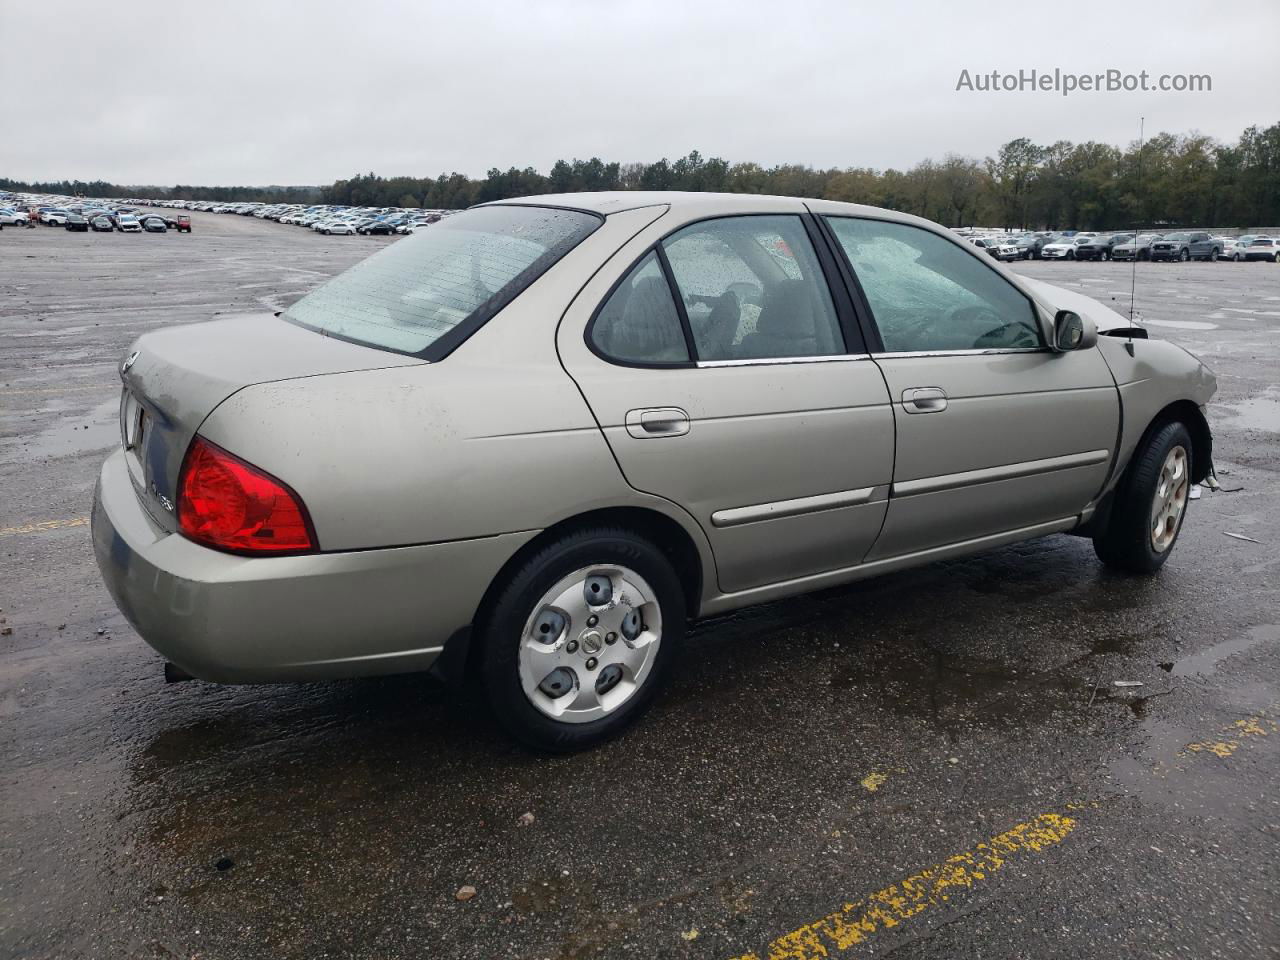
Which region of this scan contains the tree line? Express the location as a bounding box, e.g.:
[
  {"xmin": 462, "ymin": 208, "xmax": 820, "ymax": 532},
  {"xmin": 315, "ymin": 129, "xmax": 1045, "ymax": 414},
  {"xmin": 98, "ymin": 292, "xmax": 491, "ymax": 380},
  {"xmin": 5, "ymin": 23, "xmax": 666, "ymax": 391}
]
[{"xmin": 6, "ymin": 121, "xmax": 1277, "ymax": 229}]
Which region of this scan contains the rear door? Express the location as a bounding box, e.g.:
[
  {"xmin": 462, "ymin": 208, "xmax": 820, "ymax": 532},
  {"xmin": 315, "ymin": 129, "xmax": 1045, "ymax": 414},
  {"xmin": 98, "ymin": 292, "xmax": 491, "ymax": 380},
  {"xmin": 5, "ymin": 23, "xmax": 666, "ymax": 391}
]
[
  {"xmin": 816, "ymin": 211, "xmax": 1118, "ymax": 559},
  {"xmin": 558, "ymin": 208, "xmax": 894, "ymax": 594}
]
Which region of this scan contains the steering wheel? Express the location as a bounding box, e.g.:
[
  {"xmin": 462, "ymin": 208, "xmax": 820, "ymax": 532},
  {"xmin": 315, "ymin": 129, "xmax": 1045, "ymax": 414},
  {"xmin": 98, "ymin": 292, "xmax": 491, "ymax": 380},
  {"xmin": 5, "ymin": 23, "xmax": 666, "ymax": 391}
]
[{"xmin": 951, "ymin": 305, "xmax": 1039, "ymax": 349}]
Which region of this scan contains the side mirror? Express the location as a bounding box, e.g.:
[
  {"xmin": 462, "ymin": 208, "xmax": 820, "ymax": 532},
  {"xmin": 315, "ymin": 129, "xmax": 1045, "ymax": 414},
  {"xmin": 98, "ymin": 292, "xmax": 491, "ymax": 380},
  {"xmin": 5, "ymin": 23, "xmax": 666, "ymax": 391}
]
[{"xmin": 1052, "ymin": 310, "xmax": 1097, "ymax": 352}]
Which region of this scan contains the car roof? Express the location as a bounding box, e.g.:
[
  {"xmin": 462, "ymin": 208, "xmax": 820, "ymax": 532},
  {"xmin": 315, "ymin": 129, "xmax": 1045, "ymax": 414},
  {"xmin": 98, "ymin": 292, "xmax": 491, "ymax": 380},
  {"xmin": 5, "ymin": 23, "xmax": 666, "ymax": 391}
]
[{"xmin": 483, "ymin": 190, "xmax": 910, "ymax": 222}]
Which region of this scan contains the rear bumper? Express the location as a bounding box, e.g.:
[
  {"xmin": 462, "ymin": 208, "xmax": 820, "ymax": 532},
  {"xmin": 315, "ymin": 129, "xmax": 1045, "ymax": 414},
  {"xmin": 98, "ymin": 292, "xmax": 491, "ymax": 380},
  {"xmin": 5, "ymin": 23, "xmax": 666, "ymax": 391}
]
[{"xmin": 92, "ymin": 448, "xmax": 536, "ymax": 683}]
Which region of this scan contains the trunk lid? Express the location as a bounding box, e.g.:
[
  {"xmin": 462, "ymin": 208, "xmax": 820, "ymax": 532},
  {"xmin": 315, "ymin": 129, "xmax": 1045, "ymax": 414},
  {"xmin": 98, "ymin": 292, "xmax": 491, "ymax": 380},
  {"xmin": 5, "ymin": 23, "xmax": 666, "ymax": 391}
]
[{"xmin": 118, "ymin": 313, "xmax": 423, "ymax": 532}]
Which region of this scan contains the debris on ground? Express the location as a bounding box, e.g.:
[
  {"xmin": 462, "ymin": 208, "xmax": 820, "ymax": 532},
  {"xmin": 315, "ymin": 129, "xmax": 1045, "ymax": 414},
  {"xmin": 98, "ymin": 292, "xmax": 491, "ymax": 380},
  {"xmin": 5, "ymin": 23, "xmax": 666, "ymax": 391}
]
[
  {"xmin": 455, "ymin": 885, "xmax": 477, "ymax": 902},
  {"xmin": 214, "ymin": 857, "xmax": 234, "ymax": 872},
  {"xmin": 1223, "ymin": 532, "xmax": 1262, "ymax": 544},
  {"xmin": 517, "ymin": 812, "xmax": 535, "ymax": 827},
  {"xmin": 860, "ymin": 772, "xmax": 888, "ymax": 792},
  {"xmin": 681, "ymin": 929, "xmax": 699, "ymax": 942},
  {"xmin": 1113, "ymin": 680, "xmax": 1144, "ymax": 688}
]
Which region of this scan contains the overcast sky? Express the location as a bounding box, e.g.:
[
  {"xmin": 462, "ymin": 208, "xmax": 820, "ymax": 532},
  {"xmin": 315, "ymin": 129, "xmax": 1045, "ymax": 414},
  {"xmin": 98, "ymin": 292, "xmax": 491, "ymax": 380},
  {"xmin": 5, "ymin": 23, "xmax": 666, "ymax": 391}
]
[{"xmin": 2, "ymin": 0, "xmax": 1277, "ymax": 186}]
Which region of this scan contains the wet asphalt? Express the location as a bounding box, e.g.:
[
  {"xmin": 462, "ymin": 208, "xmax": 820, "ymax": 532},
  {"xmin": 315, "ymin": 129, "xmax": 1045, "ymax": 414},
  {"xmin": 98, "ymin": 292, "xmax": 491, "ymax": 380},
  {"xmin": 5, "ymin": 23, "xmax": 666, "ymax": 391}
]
[{"xmin": 1, "ymin": 213, "xmax": 1278, "ymax": 960}]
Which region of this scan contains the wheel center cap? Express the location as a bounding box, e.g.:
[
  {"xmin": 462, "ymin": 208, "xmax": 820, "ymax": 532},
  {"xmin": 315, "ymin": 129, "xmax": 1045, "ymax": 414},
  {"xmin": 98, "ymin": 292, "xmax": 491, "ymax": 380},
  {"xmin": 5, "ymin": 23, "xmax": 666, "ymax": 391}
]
[{"xmin": 580, "ymin": 630, "xmax": 603, "ymax": 655}]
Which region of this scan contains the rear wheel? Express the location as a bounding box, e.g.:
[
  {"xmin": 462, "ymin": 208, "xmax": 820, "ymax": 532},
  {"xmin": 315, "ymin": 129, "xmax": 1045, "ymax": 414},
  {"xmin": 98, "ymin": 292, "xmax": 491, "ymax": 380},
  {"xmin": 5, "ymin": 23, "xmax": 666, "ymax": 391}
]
[
  {"xmin": 479, "ymin": 527, "xmax": 686, "ymax": 751},
  {"xmin": 1094, "ymin": 421, "xmax": 1193, "ymax": 574},
  {"xmin": 1208, "ymin": 248, "xmax": 1219, "ymax": 262},
  {"xmin": 1179, "ymin": 248, "xmax": 1190, "ymax": 261}
]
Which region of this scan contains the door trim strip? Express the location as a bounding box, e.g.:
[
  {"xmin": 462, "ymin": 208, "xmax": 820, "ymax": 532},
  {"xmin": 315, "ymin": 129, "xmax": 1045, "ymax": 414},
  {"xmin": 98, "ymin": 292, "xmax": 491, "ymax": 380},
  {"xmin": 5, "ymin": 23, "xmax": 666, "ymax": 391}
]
[
  {"xmin": 892, "ymin": 449, "xmax": 1111, "ymax": 498},
  {"xmin": 711, "ymin": 486, "xmax": 876, "ymax": 528}
]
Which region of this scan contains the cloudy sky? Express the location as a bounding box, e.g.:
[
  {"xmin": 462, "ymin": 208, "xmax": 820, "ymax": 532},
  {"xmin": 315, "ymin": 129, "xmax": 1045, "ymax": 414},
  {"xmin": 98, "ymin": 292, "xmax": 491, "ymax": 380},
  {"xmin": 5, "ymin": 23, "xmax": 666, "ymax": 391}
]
[{"xmin": 2, "ymin": 0, "xmax": 1276, "ymax": 186}]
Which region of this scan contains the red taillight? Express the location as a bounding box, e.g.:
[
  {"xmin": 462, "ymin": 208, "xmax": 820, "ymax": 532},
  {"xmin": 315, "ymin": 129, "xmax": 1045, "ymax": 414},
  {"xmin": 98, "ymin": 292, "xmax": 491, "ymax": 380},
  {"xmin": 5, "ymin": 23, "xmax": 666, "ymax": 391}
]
[{"xmin": 177, "ymin": 437, "xmax": 316, "ymax": 554}]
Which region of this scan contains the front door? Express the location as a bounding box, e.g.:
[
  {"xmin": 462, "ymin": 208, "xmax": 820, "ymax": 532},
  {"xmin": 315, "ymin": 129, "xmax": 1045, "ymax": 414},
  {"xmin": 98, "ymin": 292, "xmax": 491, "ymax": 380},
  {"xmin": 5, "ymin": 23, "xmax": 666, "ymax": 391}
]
[
  {"xmin": 558, "ymin": 211, "xmax": 895, "ymax": 593},
  {"xmin": 819, "ymin": 213, "xmax": 1119, "ymax": 560}
]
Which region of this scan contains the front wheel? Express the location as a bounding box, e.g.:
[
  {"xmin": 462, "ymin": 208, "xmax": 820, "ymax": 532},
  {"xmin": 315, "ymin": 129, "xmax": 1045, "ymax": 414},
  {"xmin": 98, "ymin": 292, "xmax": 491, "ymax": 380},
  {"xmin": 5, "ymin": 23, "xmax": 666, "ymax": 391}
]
[
  {"xmin": 1094, "ymin": 421, "xmax": 1193, "ymax": 574},
  {"xmin": 1208, "ymin": 249, "xmax": 1219, "ymax": 262},
  {"xmin": 1179, "ymin": 248, "xmax": 1190, "ymax": 262},
  {"xmin": 478, "ymin": 527, "xmax": 686, "ymax": 752}
]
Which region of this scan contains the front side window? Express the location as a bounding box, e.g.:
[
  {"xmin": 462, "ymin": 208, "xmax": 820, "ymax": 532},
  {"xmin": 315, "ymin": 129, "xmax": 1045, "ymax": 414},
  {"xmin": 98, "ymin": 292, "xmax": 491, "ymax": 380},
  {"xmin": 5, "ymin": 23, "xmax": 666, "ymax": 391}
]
[
  {"xmin": 825, "ymin": 217, "xmax": 1042, "ymax": 353},
  {"xmin": 283, "ymin": 205, "xmax": 599, "ymax": 357},
  {"xmin": 590, "ymin": 252, "xmax": 690, "ymax": 364},
  {"xmin": 661, "ymin": 216, "xmax": 844, "ymax": 361}
]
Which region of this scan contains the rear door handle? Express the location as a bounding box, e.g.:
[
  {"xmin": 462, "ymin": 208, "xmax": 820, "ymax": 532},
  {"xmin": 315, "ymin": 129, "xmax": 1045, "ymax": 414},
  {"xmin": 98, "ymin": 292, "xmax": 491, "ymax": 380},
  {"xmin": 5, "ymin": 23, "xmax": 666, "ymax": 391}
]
[
  {"xmin": 902, "ymin": 387, "xmax": 948, "ymax": 414},
  {"xmin": 625, "ymin": 407, "xmax": 690, "ymax": 438}
]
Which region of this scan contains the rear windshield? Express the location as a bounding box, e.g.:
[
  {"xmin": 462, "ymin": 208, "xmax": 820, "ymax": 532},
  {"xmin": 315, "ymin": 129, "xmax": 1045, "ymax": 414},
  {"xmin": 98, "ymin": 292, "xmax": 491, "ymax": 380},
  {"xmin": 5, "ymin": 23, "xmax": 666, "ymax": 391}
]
[{"xmin": 282, "ymin": 205, "xmax": 600, "ymax": 358}]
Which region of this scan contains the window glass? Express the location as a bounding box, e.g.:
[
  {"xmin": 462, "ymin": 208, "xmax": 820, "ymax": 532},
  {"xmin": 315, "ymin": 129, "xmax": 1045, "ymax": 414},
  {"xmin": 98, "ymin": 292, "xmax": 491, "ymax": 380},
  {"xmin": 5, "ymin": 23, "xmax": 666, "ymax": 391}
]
[
  {"xmin": 283, "ymin": 205, "xmax": 599, "ymax": 357},
  {"xmin": 661, "ymin": 216, "xmax": 844, "ymax": 361},
  {"xmin": 825, "ymin": 217, "xmax": 1042, "ymax": 353},
  {"xmin": 590, "ymin": 252, "xmax": 689, "ymax": 364}
]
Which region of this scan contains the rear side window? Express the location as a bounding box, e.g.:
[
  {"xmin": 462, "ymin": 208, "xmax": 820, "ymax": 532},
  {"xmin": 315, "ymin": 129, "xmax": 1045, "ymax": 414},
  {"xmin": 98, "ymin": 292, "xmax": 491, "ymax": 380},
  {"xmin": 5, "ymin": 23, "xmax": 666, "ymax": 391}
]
[
  {"xmin": 590, "ymin": 252, "xmax": 690, "ymax": 364},
  {"xmin": 661, "ymin": 215, "xmax": 844, "ymax": 361},
  {"xmin": 283, "ymin": 205, "xmax": 599, "ymax": 358},
  {"xmin": 825, "ymin": 217, "xmax": 1042, "ymax": 353}
]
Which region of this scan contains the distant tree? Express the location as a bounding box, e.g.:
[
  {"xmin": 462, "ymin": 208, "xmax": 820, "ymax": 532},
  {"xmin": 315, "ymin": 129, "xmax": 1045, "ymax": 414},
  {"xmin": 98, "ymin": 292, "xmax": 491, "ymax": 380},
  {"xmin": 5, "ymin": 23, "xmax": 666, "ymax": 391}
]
[{"xmin": 8, "ymin": 120, "xmax": 1277, "ymax": 223}]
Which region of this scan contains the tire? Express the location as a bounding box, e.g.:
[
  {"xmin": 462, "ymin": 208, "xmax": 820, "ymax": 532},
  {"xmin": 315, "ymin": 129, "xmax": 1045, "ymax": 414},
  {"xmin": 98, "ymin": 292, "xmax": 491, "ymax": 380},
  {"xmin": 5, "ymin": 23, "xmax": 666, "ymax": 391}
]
[
  {"xmin": 478, "ymin": 526, "xmax": 686, "ymax": 752},
  {"xmin": 322, "ymin": 229, "xmax": 329, "ymax": 235},
  {"xmin": 1179, "ymin": 248, "xmax": 1190, "ymax": 262},
  {"xmin": 1094, "ymin": 421, "xmax": 1194, "ymax": 574},
  {"xmin": 1208, "ymin": 248, "xmax": 1218, "ymax": 262},
  {"xmin": 1233, "ymin": 252, "xmax": 1242, "ymax": 261},
  {"xmin": 1066, "ymin": 250, "xmax": 1075, "ymax": 261}
]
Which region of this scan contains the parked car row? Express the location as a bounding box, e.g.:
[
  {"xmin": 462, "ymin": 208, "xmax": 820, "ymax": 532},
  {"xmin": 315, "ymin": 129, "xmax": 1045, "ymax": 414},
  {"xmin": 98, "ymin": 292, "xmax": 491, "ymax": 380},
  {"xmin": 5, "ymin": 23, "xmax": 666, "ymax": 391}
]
[
  {"xmin": 954, "ymin": 226, "xmax": 1280, "ymax": 263},
  {"xmin": 0, "ymin": 194, "xmax": 192, "ymax": 235},
  {"xmin": 141, "ymin": 198, "xmax": 456, "ymax": 236}
]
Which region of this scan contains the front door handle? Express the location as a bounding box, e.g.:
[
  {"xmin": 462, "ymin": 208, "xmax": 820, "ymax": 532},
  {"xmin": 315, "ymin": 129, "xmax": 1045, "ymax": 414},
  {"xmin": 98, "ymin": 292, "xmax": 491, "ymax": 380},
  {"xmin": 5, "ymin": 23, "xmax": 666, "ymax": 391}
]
[
  {"xmin": 902, "ymin": 387, "xmax": 948, "ymax": 414},
  {"xmin": 625, "ymin": 407, "xmax": 690, "ymax": 438}
]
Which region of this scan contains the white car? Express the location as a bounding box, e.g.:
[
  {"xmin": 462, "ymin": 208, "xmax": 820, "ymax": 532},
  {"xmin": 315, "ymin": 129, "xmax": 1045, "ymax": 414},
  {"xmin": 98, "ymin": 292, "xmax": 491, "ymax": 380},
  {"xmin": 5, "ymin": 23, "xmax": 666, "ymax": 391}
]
[
  {"xmin": 1223, "ymin": 235, "xmax": 1260, "ymax": 261},
  {"xmin": 0, "ymin": 209, "xmax": 27, "ymax": 226},
  {"xmin": 319, "ymin": 220, "xmax": 357, "ymax": 236},
  {"xmin": 117, "ymin": 215, "xmax": 143, "ymax": 233},
  {"xmin": 1041, "ymin": 235, "xmax": 1095, "ymax": 260},
  {"xmin": 41, "ymin": 209, "xmax": 71, "ymax": 225}
]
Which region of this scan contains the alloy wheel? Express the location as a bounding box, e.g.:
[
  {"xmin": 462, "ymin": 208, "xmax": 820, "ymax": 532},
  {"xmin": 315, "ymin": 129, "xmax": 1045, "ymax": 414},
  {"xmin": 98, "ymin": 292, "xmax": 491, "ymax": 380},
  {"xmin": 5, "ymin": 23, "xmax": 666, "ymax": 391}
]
[{"xmin": 1150, "ymin": 445, "xmax": 1189, "ymax": 553}]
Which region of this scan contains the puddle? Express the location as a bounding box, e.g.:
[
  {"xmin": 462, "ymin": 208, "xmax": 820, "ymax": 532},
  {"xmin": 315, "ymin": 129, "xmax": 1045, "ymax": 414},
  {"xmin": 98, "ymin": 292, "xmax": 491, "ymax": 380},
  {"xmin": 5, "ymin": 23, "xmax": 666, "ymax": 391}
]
[
  {"xmin": 1170, "ymin": 624, "xmax": 1280, "ymax": 677},
  {"xmin": 1219, "ymin": 396, "xmax": 1280, "ymax": 433},
  {"xmin": 0, "ymin": 398, "xmax": 119, "ymax": 460},
  {"xmin": 830, "ymin": 649, "xmax": 1094, "ymax": 728},
  {"xmin": 1142, "ymin": 319, "xmax": 1219, "ymax": 331}
]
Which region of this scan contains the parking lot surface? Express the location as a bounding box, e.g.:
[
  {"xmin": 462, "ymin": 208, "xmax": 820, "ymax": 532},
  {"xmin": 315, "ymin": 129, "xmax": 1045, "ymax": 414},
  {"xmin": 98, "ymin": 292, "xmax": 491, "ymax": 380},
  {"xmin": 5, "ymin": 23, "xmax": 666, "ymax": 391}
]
[{"xmin": 2, "ymin": 212, "xmax": 1278, "ymax": 960}]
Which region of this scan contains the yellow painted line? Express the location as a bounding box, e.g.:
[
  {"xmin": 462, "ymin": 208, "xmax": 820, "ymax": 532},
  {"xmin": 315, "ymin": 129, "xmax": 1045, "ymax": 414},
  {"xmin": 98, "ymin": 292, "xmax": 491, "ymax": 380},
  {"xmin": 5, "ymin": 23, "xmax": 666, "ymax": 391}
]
[
  {"xmin": 729, "ymin": 812, "xmax": 1078, "ymax": 960},
  {"xmin": 0, "ymin": 517, "xmax": 91, "ymax": 538},
  {"xmin": 1183, "ymin": 710, "xmax": 1277, "ymax": 759}
]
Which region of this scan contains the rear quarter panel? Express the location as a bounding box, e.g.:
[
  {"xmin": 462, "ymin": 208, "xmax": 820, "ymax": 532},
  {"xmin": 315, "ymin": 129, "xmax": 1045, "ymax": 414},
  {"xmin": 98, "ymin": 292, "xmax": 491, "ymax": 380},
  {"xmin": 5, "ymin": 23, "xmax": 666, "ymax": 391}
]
[{"xmin": 196, "ymin": 205, "xmax": 715, "ymax": 575}]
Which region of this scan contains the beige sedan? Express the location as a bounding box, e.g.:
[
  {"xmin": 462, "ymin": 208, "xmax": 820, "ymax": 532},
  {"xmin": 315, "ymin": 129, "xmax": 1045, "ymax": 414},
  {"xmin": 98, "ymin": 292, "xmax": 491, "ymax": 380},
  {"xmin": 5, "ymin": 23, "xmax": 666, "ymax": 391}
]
[{"xmin": 93, "ymin": 192, "xmax": 1216, "ymax": 750}]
